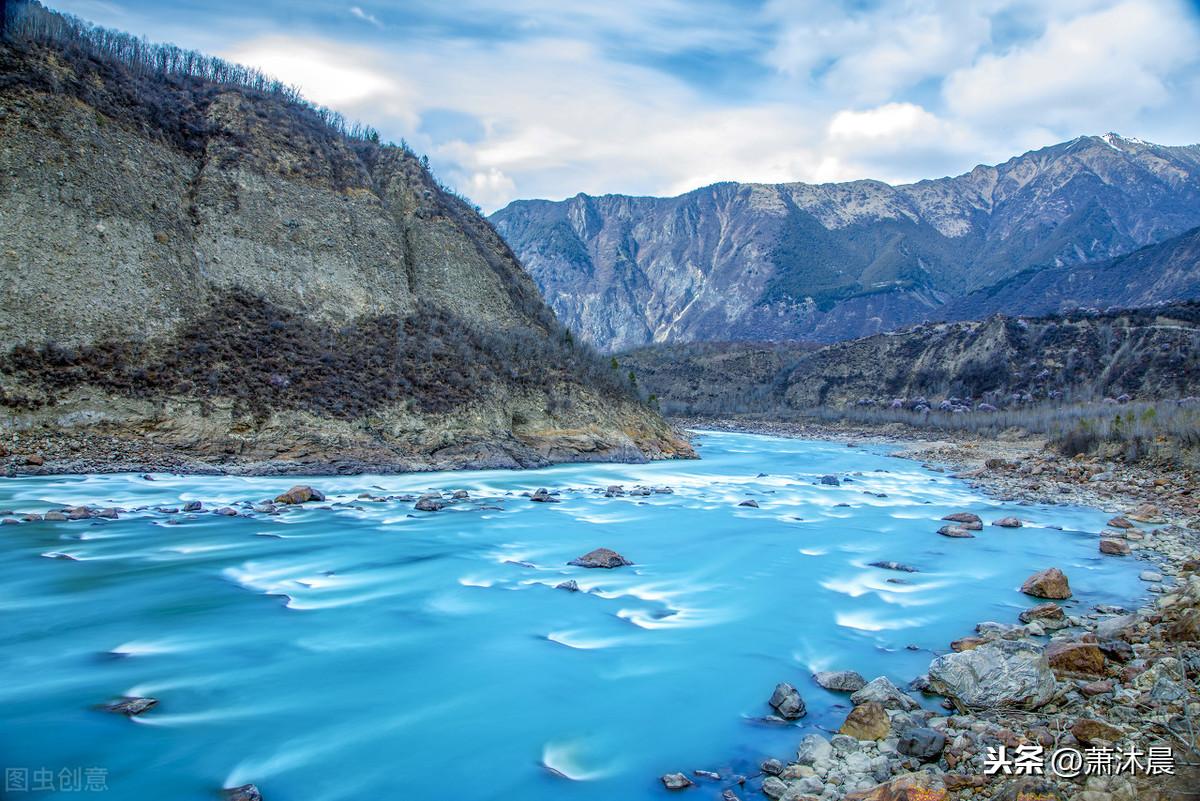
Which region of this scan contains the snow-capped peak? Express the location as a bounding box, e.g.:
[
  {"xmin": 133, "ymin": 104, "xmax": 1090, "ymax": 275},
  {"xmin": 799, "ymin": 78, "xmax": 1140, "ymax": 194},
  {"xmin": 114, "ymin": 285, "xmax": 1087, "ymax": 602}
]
[{"xmin": 1100, "ymin": 132, "xmax": 1151, "ymax": 150}]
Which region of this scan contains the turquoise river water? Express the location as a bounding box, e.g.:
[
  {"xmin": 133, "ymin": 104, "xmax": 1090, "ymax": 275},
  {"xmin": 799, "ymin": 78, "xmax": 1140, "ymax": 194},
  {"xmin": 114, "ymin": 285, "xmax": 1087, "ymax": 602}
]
[{"xmin": 0, "ymin": 432, "xmax": 1148, "ymax": 800}]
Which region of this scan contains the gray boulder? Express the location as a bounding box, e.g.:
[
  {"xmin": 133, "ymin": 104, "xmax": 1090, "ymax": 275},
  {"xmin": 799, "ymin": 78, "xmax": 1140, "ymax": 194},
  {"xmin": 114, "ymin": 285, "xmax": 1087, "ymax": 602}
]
[
  {"xmin": 568, "ymin": 548, "xmax": 632, "ymax": 568},
  {"xmin": 660, "ymin": 773, "xmax": 692, "ymax": 790},
  {"xmin": 102, "ymin": 696, "xmax": 158, "ymax": 716},
  {"xmin": 224, "ymin": 786, "xmax": 263, "ymax": 801},
  {"xmin": 820, "ymin": 475, "xmax": 840, "ymax": 486},
  {"xmin": 897, "ymin": 727, "xmax": 947, "ymax": 762},
  {"xmin": 814, "ymin": 670, "xmax": 867, "ymax": 692},
  {"xmin": 796, "ymin": 733, "xmax": 833, "ymax": 765},
  {"xmin": 414, "ymin": 495, "xmax": 445, "ymax": 512},
  {"xmin": 768, "ymin": 682, "xmax": 806, "ymax": 719},
  {"xmin": 927, "ymin": 640, "xmax": 1057, "ymax": 710},
  {"xmin": 850, "ymin": 676, "xmax": 919, "ymax": 711}
]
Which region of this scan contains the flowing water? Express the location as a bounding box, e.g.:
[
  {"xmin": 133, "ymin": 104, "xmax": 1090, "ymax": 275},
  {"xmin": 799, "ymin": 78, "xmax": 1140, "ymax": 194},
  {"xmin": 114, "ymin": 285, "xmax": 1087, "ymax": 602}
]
[{"xmin": 0, "ymin": 432, "xmax": 1147, "ymax": 800}]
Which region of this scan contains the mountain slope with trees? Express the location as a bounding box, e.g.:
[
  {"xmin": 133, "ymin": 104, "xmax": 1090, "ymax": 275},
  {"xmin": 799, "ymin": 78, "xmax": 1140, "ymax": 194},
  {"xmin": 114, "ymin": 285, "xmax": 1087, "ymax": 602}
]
[{"xmin": 0, "ymin": 1, "xmax": 690, "ymax": 473}]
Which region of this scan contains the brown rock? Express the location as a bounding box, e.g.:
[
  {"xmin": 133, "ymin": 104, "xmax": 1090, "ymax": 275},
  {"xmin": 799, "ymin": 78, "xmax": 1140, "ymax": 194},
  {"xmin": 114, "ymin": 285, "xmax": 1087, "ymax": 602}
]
[
  {"xmin": 1165, "ymin": 609, "xmax": 1200, "ymax": 642},
  {"xmin": 943, "ymin": 774, "xmax": 985, "ymax": 791},
  {"xmin": 991, "ymin": 516, "xmax": 1023, "ymax": 528},
  {"xmin": 1021, "ymin": 568, "xmax": 1071, "ymax": 599},
  {"xmin": 1080, "ymin": 680, "xmax": 1114, "ymax": 697},
  {"xmin": 844, "ymin": 772, "xmax": 945, "ymax": 801},
  {"xmin": 274, "ymin": 485, "xmax": 325, "ymax": 504},
  {"xmin": 1019, "ymin": 602, "xmax": 1065, "ymax": 624},
  {"xmin": 1045, "ymin": 641, "xmax": 1106, "ymax": 677},
  {"xmin": 950, "ymin": 636, "xmax": 987, "ymax": 652},
  {"xmin": 938, "ymin": 525, "xmax": 974, "ymax": 538},
  {"xmin": 1107, "ymin": 516, "xmax": 1134, "ymax": 529},
  {"xmin": 25, "ymin": 454, "xmax": 44, "ymax": 466},
  {"xmin": 1070, "ymin": 717, "xmax": 1123, "ymax": 745},
  {"xmin": 1127, "ymin": 503, "xmax": 1164, "ymax": 523},
  {"xmin": 839, "ymin": 701, "xmax": 890, "ymax": 740},
  {"xmin": 942, "ymin": 512, "xmax": 982, "ymax": 525},
  {"xmin": 1099, "ymin": 538, "xmax": 1131, "ymax": 555}
]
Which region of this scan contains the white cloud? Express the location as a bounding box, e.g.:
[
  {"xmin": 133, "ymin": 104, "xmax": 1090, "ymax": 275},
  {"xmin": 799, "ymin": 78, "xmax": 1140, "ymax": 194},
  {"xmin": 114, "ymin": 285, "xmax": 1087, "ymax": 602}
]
[
  {"xmin": 944, "ymin": 0, "xmax": 1200, "ymax": 128},
  {"xmin": 349, "ymin": 6, "xmax": 382, "ymax": 28},
  {"xmin": 144, "ymin": 0, "xmax": 1200, "ymax": 211}
]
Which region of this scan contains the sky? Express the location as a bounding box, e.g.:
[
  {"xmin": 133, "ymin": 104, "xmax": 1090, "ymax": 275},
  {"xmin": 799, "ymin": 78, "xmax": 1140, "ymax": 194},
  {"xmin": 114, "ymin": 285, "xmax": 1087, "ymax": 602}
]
[{"xmin": 48, "ymin": 0, "xmax": 1200, "ymax": 212}]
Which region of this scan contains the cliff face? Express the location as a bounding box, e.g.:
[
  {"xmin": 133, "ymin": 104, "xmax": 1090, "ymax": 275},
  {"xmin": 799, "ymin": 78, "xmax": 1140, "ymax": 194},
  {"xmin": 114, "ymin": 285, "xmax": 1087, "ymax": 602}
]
[
  {"xmin": 492, "ymin": 136, "xmax": 1200, "ymax": 351},
  {"xmin": 0, "ymin": 36, "xmax": 691, "ymax": 473},
  {"xmin": 620, "ymin": 305, "xmax": 1200, "ymax": 416}
]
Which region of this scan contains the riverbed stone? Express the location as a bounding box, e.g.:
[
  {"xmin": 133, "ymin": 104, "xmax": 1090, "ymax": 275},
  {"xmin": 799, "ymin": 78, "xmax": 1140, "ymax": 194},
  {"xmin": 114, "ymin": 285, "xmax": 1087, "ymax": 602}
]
[
  {"xmin": 1021, "ymin": 568, "xmax": 1071, "ymax": 599},
  {"xmin": 820, "ymin": 475, "xmax": 840, "ymax": 486},
  {"xmin": 797, "ymin": 733, "xmax": 833, "ymax": 766},
  {"xmin": 1099, "ymin": 538, "xmax": 1131, "ymax": 555},
  {"xmin": 942, "ymin": 512, "xmax": 981, "ymax": 525},
  {"xmin": 937, "ymin": 525, "xmax": 974, "ymax": 538},
  {"xmin": 897, "ymin": 728, "xmax": 946, "ymax": 762},
  {"xmin": 1107, "ymin": 516, "xmax": 1134, "ymax": 529},
  {"xmin": 768, "ymin": 682, "xmax": 807, "ymax": 719},
  {"xmin": 814, "ymin": 670, "xmax": 867, "ymax": 692},
  {"xmin": 1071, "ymin": 717, "xmax": 1123, "ymax": 745},
  {"xmin": 840, "ymin": 701, "xmax": 890, "ymax": 740},
  {"xmin": 414, "ymin": 494, "xmax": 445, "ymax": 512},
  {"xmin": 761, "ymin": 776, "xmax": 787, "ymax": 800},
  {"xmin": 224, "ymin": 786, "xmax": 263, "ymax": 801},
  {"xmin": 568, "ymin": 548, "xmax": 632, "ymax": 568},
  {"xmin": 927, "ymin": 640, "xmax": 1057, "ymax": 710},
  {"xmin": 102, "ymin": 696, "xmax": 158, "ymax": 716},
  {"xmin": 851, "ymin": 677, "xmax": 919, "ymax": 711},
  {"xmin": 844, "ymin": 772, "xmax": 945, "ymax": 801},
  {"xmin": 1019, "ymin": 602, "xmax": 1066, "ymax": 624},
  {"xmin": 991, "ymin": 516, "xmax": 1023, "ymax": 527},
  {"xmin": 868, "ymin": 561, "xmax": 917, "ymax": 573},
  {"xmin": 530, "ymin": 488, "xmax": 560, "ymax": 503},
  {"xmin": 1045, "ymin": 641, "xmax": 1106, "ymax": 677},
  {"xmin": 660, "ymin": 773, "xmax": 692, "ymax": 790},
  {"xmin": 555, "ymin": 579, "xmax": 579, "ymax": 592},
  {"xmin": 738, "ymin": 499, "xmax": 759, "ymax": 508}
]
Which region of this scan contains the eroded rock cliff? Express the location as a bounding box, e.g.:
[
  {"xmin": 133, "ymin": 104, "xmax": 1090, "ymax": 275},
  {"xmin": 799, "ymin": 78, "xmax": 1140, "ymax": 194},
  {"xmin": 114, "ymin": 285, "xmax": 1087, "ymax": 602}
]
[{"xmin": 0, "ymin": 32, "xmax": 690, "ymax": 473}]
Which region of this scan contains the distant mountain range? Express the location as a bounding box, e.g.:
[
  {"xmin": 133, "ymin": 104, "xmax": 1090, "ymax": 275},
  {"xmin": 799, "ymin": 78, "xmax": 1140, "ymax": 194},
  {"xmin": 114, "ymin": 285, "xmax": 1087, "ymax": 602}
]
[{"xmin": 491, "ymin": 134, "xmax": 1200, "ymax": 351}]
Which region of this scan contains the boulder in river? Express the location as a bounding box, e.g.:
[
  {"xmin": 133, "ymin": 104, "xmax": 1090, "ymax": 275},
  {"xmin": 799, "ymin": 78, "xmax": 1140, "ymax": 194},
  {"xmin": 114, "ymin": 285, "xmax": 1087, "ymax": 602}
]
[
  {"xmin": 850, "ymin": 676, "xmax": 919, "ymax": 711},
  {"xmin": 942, "ymin": 512, "xmax": 981, "ymax": 525},
  {"xmin": 868, "ymin": 561, "xmax": 917, "ymax": 573},
  {"xmin": 796, "ymin": 733, "xmax": 832, "ymax": 765},
  {"xmin": 937, "ymin": 525, "xmax": 974, "ymax": 538},
  {"xmin": 275, "ymin": 485, "xmax": 325, "ymax": 504},
  {"xmin": 568, "ymin": 548, "xmax": 632, "ymax": 568},
  {"xmin": 991, "ymin": 516, "xmax": 1023, "ymax": 528},
  {"xmin": 530, "ymin": 488, "xmax": 561, "ymax": 503},
  {"xmin": 1107, "ymin": 516, "xmax": 1134, "ymax": 529},
  {"xmin": 224, "ymin": 785, "xmax": 263, "ymax": 801},
  {"xmin": 1099, "ymin": 538, "xmax": 1131, "ymax": 555},
  {"xmin": 1020, "ymin": 567, "xmax": 1071, "ymax": 599},
  {"xmin": 660, "ymin": 773, "xmax": 692, "ymax": 790},
  {"xmin": 43, "ymin": 510, "xmax": 67, "ymax": 521},
  {"xmin": 737, "ymin": 499, "xmax": 759, "ymax": 508},
  {"xmin": 102, "ymin": 696, "xmax": 158, "ymax": 716},
  {"xmin": 838, "ymin": 701, "xmax": 889, "ymax": 740},
  {"xmin": 897, "ymin": 727, "xmax": 947, "ymax": 762},
  {"xmin": 555, "ymin": 579, "xmax": 580, "ymax": 592},
  {"xmin": 414, "ymin": 494, "xmax": 445, "ymax": 512},
  {"xmin": 927, "ymin": 640, "xmax": 1057, "ymax": 710},
  {"xmin": 820, "ymin": 475, "xmax": 840, "ymax": 486},
  {"xmin": 183, "ymin": 501, "xmax": 202, "ymax": 512},
  {"xmin": 1018, "ymin": 602, "xmax": 1066, "ymax": 624},
  {"xmin": 813, "ymin": 670, "xmax": 867, "ymax": 692},
  {"xmin": 768, "ymin": 682, "xmax": 806, "ymax": 719}
]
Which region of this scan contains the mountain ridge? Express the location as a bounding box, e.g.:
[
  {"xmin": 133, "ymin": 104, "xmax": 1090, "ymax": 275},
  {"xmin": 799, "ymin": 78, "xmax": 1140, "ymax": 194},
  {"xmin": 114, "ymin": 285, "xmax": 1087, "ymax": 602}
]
[{"xmin": 492, "ymin": 134, "xmax": 1200, "ymax": 351}]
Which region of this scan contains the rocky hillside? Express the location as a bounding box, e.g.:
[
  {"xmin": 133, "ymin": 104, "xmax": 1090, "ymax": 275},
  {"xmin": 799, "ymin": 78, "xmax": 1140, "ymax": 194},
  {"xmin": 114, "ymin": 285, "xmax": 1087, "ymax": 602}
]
[
  {"xmin": 620, "ymin": 304, "xmax": 1200, "ymax": 415},
  {"xmin": 0, "ymin": 4, "xmax": 690, "ymax": 473},
  {"xmin": 944, "ymin": 225, "xmax": 1200, "ymax": 321},
  {"xmin": 492, "ymin": 135, "xmax": 1200, "ymax": 351}
]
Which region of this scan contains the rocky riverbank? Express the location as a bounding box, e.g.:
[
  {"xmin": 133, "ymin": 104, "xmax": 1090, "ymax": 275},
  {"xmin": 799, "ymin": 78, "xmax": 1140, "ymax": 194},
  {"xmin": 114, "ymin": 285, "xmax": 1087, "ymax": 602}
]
[{"xmin": 665, "ymin": 416, "xmax": 1200, "ymax": 801}]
